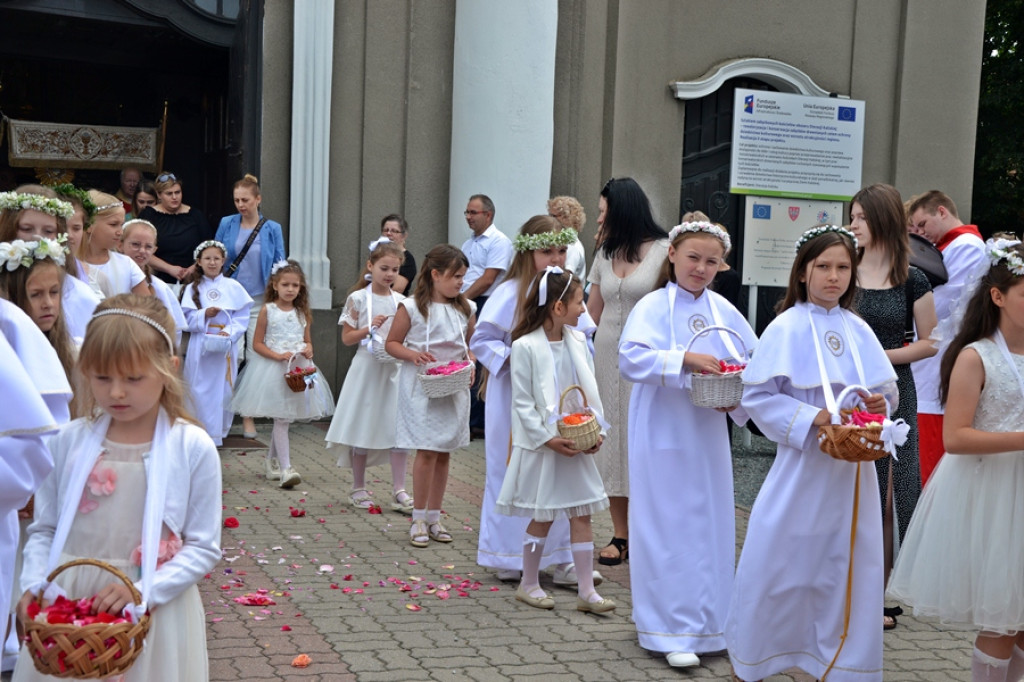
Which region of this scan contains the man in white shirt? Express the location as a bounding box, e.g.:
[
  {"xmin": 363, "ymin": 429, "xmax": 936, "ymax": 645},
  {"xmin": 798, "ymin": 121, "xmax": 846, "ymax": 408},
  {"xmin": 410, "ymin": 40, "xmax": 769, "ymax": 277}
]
[
  {"xmin": 460, "ymin": 194, "xmax": 513, "ymax": 438},
  {"xmin": 460, "ymin": 195, "xmax": 513, "ymax": 312}
]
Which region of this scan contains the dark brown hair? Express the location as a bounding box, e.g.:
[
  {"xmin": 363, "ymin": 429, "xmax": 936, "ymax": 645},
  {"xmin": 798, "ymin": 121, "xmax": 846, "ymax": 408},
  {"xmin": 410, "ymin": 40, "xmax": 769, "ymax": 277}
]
[
  {"xmin": 412, "ymin": 244, "xmax": 472, "ymax": 319},
  {"xmin": 265, "ymin": 259, "xmax": 312, "ymax": 327},
  {"xmin": 510, "ymin": 269, "xmax": 583, "ymax": 341},
  {"xmin": 346, "ymin": 241, "xmax": 405, "ymax": 295},
  {"xmin": 777, "ymin": 227, "xmax": 859, "ymax": 313},
  {"xmin": 852, "ymin": 183, "xmax": 910, "ymax": 286}
]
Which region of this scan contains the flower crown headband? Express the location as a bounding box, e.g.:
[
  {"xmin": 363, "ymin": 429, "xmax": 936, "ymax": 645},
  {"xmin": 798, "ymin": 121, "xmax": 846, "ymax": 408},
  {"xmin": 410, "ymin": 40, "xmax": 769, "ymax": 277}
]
[
  {"xmin": 987, "ymin": 238, "xmax": 1024, "ymax": 276},
  {"xmin": 512, "ymin": 228, "xmax": 577, "ymax": 253},
  {"xmin": 193, "ymin": 240, "xmax": 226, "ymax": 261},
  {"xmin": 0, "ymin": 191, "xmax": 74, "ymax": 220},
  {"xmin": 52, "ymin": 184, "xmax": 97, "ymax": 219},
  {"xmin": 668, "ymin": 221, "xmax": 732, "ymax": 253},
  {"xmin": 795, "ymin": 225, "xmax": 858, "ymax": 253},
  {"xmin": 0, "ymin": 236, "xmax": 68, "ymax": 271},
  {"xmin": 91, "ymin": 308, "xmax": 175, "ymax": 354}
]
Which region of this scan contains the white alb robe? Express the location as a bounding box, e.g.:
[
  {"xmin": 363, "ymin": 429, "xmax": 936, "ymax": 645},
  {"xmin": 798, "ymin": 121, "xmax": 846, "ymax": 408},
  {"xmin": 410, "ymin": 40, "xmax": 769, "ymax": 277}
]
[{"xmin": 619, "ymin": 284, "xmax": 757, "ymax": 654}]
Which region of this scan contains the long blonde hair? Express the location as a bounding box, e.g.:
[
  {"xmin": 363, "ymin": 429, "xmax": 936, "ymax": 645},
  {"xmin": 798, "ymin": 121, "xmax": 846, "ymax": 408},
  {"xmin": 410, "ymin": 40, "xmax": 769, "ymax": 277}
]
[{"xmin": 78, "ymin": 294, "xmax": 196, "ymax": 424}]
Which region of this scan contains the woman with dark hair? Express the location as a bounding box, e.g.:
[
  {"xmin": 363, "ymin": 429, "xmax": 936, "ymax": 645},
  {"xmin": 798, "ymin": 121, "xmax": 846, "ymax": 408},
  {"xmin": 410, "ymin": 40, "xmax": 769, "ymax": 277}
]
[
  {"xmin": 381, "ymin": 214, "xmax": 416, "ymax": 295},
  {"xmin": 139, "ymin": 171, "xmax": 214, "ymax": 286},
  {"xmin": 586, "ymin": 177, "xmax": 669, "ymax": 566},
  {"xmin": 849, "ymin": 182, "xmax": 937, "ymax": 630}
]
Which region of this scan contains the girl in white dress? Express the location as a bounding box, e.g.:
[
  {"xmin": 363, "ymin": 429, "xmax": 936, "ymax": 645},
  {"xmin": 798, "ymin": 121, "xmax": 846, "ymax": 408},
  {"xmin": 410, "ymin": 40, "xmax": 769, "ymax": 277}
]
[
  {"xmin": 77, "ymin": 191, "xmax": 149, "ymax": 299},
  {"xmin": 619, "ymin": 222, "xmax": 757, "ymax": 669},
  {"xmin": 121, "ymin": 219, "xmax": 187, "ymax": 347},
  {"xmin": 230, "ymin": 260, "xmax": 334, "ymax": 487},
  {"xmin": 496, "ymin": 267, "xmax": 612, "ymax": 613},
  {"xmin": 181, "ymin": 240, "xmax": 253, "ymax": 446},
  {"xmin": 469, "ymin": 216, "xmax": 589, "ymax": 582},
  {"xmin": 386, "ymin": 244, "xmax": 476, "ymax": 548},
  {"xmin": 14, "ymin": 294, "xmax": 221, "ymax": 682},
  {"xmin": 726, "ymin": 226, "xmax": 897, "ymax": 682},
  {"xmin": 887, "ymin": 240, "xmax": 1024, "ymax": 682},
  {"xmin": 325, "ymin": 238, "xmax": 413, "ymax": 512}
]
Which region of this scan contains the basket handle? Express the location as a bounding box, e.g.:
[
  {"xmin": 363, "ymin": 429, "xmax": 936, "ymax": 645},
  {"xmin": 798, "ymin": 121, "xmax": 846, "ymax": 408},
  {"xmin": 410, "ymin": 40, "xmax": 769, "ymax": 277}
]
[
  {"xmin": 285, "ymin": 352, "xmax": 304, "ymax": 371},
  {"xmin": 558, "ymin": 384, "xmax": 589, "ymax": 414},
  {"xmin": 832, "ymin": 384, "xmax": 890, "ymax": 423},
  {"xmin": 38, "ymin": 558, "xmax": 143, "ymax": 607},
  {"xmin": 682, "ymin": 324, "xmax": 748, "ymax": 360}
]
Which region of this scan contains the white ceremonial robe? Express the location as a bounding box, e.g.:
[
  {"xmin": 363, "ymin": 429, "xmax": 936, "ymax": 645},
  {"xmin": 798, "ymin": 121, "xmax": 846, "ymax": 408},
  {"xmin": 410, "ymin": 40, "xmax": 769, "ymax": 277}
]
[
  {"xmin": 60, "ymin": 271, "xmax": 101, "ymax": 343},
  {"xmin": 0, "ymin": 332, "xmax": 58, "ymax": 632},
  {"xmin": 619, "ymin": 284, "xmax": 757, "ymax": 654},
  {"xmin": 151, "ymin": 276, "xmax": 187, "ymax": 347},
  {"xmin": 0, "ymin": 299, "xmax": 73, "ymax": 424},
  {"xmin": 726, "ymin": 302, "xmax": 897, "ymax": 682},
  {"xmin": 181, "ymin": 275, "xmax": 252, "ymax": 445},
  {"xmin": 469, "ymin": 279, "xmax": 595, "ymax": 570}
]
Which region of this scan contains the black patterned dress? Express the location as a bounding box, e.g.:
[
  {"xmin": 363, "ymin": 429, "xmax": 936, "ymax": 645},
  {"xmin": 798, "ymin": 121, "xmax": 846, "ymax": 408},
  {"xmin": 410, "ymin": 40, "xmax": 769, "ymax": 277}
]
[{"xmin": 854, "ymin": 266, "xmax": 931, "ymax": 545}]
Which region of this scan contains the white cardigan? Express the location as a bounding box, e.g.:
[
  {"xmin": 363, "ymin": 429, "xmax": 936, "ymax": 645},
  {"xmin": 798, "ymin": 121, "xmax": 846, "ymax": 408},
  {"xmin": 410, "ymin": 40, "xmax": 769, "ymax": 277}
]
[{"xmin": 21, "ymin": 417, "xmax": 222, "ymax": 607}]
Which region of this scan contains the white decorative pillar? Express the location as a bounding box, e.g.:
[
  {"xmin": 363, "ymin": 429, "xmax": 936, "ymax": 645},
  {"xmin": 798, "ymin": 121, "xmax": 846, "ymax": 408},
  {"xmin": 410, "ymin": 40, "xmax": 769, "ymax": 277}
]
[
  {"xmin": 289, "ymin": 0, "xmax": 334, "ymax": 309},
  {"xmin": 448, "ymin": 1, "xmax": 558, "ymax": 242}
]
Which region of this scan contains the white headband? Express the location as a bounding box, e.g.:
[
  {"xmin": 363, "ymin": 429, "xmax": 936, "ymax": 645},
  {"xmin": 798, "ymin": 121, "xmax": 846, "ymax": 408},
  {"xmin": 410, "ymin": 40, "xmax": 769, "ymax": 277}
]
[{"xmin": 91, "ymin": 308, "xmax": 175, "ymax": 354}]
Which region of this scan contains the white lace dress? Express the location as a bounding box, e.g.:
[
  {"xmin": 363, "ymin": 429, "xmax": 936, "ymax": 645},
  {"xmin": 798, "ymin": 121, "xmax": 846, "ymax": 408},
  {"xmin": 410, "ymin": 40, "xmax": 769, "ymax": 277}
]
[
  {"xmin": 230, "ymin": 303, "xmax": 335, "ymax": 421},
  {"xmin": 887, "ymin": 338, "xmax": 1024, "ymax": 633},
  {"xmin": 394, "ymin": 299, "xmax": 475, "ymax": 452},
  {"xmin": 12, "ymin": 440, "xmax": 208, "ymax": 682}
]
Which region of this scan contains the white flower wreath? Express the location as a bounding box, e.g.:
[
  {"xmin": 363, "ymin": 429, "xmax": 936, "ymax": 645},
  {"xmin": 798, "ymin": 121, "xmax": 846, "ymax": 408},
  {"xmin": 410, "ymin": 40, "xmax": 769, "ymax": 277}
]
[
  {"xmin": 795, "ymin": 225, "xmax": 858, "ymax": 253},
  {"xmin": 667, "ymin": 221, "xmax": 732, "ymax": 253},
  {"xmin": 0, "ymin": 236, "xmax": 68, "ymax": 271},
  {"xmin": 193, "ymin": 239, "xmax": 227, "ymax": 261},
  {"xmin": 987, "ymin": 238, "xmax": 1024, "ymax": 276},
  {"xmin": 0, "ymin": 192, "xmax": 75, "ymax": 220},
  {"xmin": 512, "ymin": 228, "xmax": 578, "ymax": 253}
]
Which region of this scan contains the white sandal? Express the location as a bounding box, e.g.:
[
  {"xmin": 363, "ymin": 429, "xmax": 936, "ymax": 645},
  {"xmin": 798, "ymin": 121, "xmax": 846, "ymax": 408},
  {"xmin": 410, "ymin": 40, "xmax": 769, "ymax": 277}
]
[
  {"xmin": 349, "ymin": 489, "xmax": 373, "ymax": 509},
  {"xmin": 391, "ymin": 489, "xmax": 414, "ymax": 514},
  {"xmin": 428, "ymin": 521, "xmax": 453, "ymax": 543},
  {"xmin": 409, "ymin": 519, "xmax": 429, "ymax": 547}
]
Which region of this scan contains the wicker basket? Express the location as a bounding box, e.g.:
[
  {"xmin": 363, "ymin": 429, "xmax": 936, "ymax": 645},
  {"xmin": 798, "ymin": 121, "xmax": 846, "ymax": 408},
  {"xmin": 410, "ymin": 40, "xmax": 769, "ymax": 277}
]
[
  {"xmin": 24, "ymin": 558, "xmax": 151, "ymax": 679},
  {"xmin": 686, "ymin": 325, "xmax": 749, "ymax": 409},
  {"xmin": 370, "ymin": 335, "xmax": 398, "ymax": 365},
  {"xmin": 418, "ymin": 361, "xmax": 473, "ymax": 398},
  {"xmin": 817, "ymin": 385, "xmax": 890, "ymax": 463},
  {"xmin": 284, "ymin": 354, "xmax": 316, "ymax": 393},
  {"xmin": 556, "ymin": 385, "xmax": 602, "ymax": 451}
]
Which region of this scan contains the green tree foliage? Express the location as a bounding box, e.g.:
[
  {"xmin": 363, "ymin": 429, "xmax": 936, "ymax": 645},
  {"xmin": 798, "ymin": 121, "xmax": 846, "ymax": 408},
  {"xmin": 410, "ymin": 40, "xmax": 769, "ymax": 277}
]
[{"xmin": 972, "ymin": 0, "xmax": 1024, "ymax": 234}]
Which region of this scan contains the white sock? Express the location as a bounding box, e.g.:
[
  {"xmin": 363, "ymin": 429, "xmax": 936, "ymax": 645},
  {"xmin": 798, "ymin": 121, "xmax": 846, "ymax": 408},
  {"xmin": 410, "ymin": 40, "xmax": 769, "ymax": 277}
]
[
  {"xmin": 1006, "ymin": 645, "xmax": 1024, "ymax": 682},
  {"xmin": 272, "ymin": 419, "xmax": 292, "ymax": 470},
  {"xmin": 351, "ymin": 448, "xmax": 367, "ymax": 489},
  {"xmin": 973, "ymin": 646, "xmax": 1010, "ymax": 682},
  {"xmin": 411, "ymin": 508, "xmax": 426, "ymax": 522},
  {"xmin": 571, "ymin": 542, "xmax": 598, "ymax": 601},
  {"xmin": 390, "ymin": 449, "xmax": 409, "ymax": 492},
  {"xmin": 521, "ymin": 534, "xmax": 546, "ymax": 594},
  {"xmin": 426, "ymin": 509, "xmax": 441, "ymax": 525}
]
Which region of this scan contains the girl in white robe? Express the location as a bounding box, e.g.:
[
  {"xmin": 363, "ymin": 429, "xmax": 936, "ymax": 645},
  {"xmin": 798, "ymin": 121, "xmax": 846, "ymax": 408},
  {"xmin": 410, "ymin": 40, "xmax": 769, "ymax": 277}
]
[
  {"xmin": 727, "ymin": 226, "xmax": 897, "ymax": 682},
  {"xmin": 619, "ymin": 222, "xmax": 756, "ymax": 669},
  {"xmin": 13, "ymin": 294, "xmax": 221, "ymax": 682},
  {"xmin": 495, "ymin": 267, "xmax": 612, "ymax": 613},
  {"xmin": 181, "ymin": 240, "xmax": 253, "ymax": 446},
  {"xmin": 469, "ymin": 217, "xmax": 588, "ymax": 581}
]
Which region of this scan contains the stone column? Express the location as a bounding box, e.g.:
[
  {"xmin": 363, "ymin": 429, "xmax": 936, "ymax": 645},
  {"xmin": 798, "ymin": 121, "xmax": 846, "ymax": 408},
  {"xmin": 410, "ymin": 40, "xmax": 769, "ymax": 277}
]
[
  {"xmin": 289, "ymin": 0, "xmax": 334, "ymax": 309},
  {"xmin": 448, "ymin": 1, "xmax": 558, "ymax": 243}
]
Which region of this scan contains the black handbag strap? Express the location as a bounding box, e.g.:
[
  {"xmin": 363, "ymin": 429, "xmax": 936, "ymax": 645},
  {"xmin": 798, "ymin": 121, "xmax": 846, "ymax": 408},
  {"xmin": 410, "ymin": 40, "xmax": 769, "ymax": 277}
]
[
  {"xmin": 903, "ymin": 279, "xmax": 916, "ymax": 346},
  {"xmin": 226, "ymin": 217, "xmax": 268, "ymax": 276}
]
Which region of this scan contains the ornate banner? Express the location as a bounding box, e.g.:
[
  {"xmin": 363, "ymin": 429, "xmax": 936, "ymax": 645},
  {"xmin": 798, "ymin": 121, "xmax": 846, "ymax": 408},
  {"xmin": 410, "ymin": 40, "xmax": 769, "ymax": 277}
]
[{"xmin": 5, "ymin": 117, "xmax": 164, "ymax": 171}]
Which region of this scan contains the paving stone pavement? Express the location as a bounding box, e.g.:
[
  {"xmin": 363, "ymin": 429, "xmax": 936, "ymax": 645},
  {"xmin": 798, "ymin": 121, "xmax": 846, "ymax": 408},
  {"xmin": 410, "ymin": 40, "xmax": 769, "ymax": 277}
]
[{"xmin": 199, "ymin": 423, "xmax": 975, "ymax": 682}]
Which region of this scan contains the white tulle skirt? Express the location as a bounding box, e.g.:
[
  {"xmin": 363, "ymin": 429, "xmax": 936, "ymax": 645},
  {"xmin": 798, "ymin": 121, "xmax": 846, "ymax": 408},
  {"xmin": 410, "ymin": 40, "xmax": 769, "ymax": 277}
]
[
  {"xmin": 887, "ymin": 449, "xmax": 1024, "ymax": 634},
  {"xmin": 230, "ymin": 352, "xmax": 334, "ymax": 421}
]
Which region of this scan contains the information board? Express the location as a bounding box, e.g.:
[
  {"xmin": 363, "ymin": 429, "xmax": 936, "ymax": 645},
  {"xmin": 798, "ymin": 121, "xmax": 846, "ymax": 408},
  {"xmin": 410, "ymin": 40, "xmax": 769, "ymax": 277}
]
[
  {"xmin": 730, "ymin": 89, "xmax": 865, "ymax": 201},
  {"xmin": 740, "ymin": 196, "xmax": 844, "ymax": 286}
]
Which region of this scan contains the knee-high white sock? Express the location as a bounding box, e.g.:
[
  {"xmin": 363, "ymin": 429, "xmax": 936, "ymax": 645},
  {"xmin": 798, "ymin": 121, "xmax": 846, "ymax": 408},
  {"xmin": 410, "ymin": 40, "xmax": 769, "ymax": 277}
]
[
  {"xmin": 521, "ymin": 534, "xmax": 547, "ymax": 592},
  {"xmin": 272, "ymin": 419, "xmax": 292, "ymax": 470},
  {"xmin": 390, "ymin": 449, "xmax": 409, "ymax": 492},
  {"xmin": 1005, "ymin": 646, "xmax": 1024, "ymax": 682},
  {"xmin": 351, "ymin": 448, "xmax": 368, "ymax": 489},
  {"xmin": 571, "ymin": 542, "xmax": 598, "ymax": 600},
  {"xmin": 973, "ymin": 646, "xmax": 1010, "ymax": 682}
]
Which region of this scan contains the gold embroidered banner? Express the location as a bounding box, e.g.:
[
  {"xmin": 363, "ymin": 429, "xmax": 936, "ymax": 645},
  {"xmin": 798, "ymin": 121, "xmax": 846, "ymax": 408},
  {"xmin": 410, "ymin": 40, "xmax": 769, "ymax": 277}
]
[{"xmin": 5, "ymin": 117, "xmax": 163, "ymax": 171}]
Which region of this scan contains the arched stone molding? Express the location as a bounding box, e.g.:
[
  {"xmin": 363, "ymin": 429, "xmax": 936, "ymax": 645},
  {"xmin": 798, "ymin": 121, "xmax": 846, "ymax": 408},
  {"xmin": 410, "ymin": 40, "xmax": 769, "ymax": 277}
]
[{"xmin": 670, "ymin": 57, "xmax": 834, "ymax": 100}]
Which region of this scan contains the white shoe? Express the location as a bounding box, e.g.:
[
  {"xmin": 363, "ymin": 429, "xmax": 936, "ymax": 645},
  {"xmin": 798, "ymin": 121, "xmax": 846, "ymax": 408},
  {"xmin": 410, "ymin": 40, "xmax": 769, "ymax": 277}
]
[
  {"xmin": 496, "ymin": 569, "xmax": 521, "ymax": 582},
  {"xmin": 265, "ymin": 456, "xmax": 281, "ymax": 481},
  {"xmin": 551, "ymin": 563, "xmax": 604, "ymax": 588},
  {"xmin": 666, "ymin": 652, "xmax": 700, "ymax": 668},
  {"xmin": 279, "ymin": 467, "xmax": 301, "ymax": 489}
]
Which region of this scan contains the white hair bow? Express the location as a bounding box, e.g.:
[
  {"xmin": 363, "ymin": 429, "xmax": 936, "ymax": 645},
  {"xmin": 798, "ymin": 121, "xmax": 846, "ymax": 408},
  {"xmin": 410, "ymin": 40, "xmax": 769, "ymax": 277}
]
[
  {"xmin": 368, "ymin": 236, "xmax": 392, "ymax": 252},
  {"xmin": 271, "ymin": 259, "xmax": 291, "ymax": 275},
  {"xmin": 880, "ymin": 418, "xmax": 910, "ymax": 458},
  {"xmin": 534, "ymin": 266, "xmax": 572, "ymax": 306}
]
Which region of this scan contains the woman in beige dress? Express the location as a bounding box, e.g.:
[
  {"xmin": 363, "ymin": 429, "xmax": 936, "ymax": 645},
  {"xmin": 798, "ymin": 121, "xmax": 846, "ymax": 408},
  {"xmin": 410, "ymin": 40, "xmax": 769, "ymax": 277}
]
[{"xmin": 586, "ymin": 177, "xmax": 669, "ymax": 565}]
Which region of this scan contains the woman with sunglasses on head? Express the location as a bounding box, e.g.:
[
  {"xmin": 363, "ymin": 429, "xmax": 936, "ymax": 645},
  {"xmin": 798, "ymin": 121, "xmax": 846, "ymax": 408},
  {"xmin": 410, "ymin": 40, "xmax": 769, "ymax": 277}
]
[{"xmin": 139, "ymin": 171, "xmax": 214, "ymax": 287}]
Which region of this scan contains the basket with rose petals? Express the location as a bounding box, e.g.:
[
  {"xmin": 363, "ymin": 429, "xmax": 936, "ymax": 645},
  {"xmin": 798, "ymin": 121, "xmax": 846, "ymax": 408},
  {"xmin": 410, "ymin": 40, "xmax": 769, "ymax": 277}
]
[
  {"xmin": 686, "ymin": 325, "xmax": 748, "ymax": 409},
  {"xmin": 556, "ymin": 385, "xmax": 602, "ymax": 451},
  {"xmin": 418, "ymin": 360, "xmax": 472, "ymax": 398}
]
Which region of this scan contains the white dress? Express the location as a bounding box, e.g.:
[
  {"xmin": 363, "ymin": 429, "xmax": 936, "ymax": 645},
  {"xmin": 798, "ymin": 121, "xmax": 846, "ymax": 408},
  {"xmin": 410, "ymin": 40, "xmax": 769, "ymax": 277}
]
[
  {"xmin": 887, "ymin": 338, "xmax": 1024, "ymax": 633},
  {"xmin": 726, "ymin": 302, "xmax": 897, "ymax": 682},
  {"xmin": 13, "ymin": 439, "xmax": 209, "ymax": 682},
  {"xmin": 325, "ymin": 287, "xmax": 403, "ymax": 467},
  {"xmin": 181, "ymin": 275, "xmax": 253, "ymax": 445},
  {"xmin": 619, "ymin": 284, "xmax": 757, "ymax": 654},
  {"xmin": 80, "ymin": 251, "xmax": 146, "ymax": 298},
  {"xmin": 150, "ymin": 277, "xmax": 187, "ymax": 347},
  {"xmin": 470, "ymin": 280, "xmax": 589, "ymax": 570},
  {"xmin": 394, "ymin": 299, "xmax": 475, "ymax": 452},
  {"xmin": 230, "ymin": 303, "xmax": 334, "ymax": 421},
  {"xmin": 496, "ymin": 326, "xmax": 608, "ymax": 521},
  {"xmin": 60, "ymin": 272, "xmax": 100, "ymax": 342}
]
